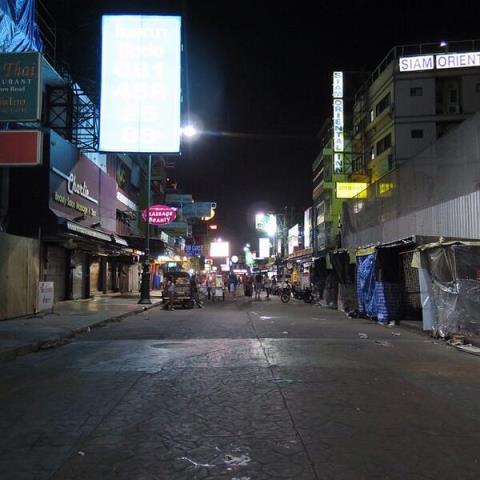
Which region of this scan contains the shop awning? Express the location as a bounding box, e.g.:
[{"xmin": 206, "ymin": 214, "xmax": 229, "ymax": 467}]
[
  {"xmin": 112, "ymin": 234, "xmax": 129, "ymax": 247},
  {"xmin": 49, "ymin": 208, "xmax": 127, "ymax": 247}
]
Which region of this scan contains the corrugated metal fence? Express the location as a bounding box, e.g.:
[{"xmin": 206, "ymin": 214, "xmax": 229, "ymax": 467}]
[{"xmin": 343, "ymin": 113, "xmax": 480, "ymax": 247}]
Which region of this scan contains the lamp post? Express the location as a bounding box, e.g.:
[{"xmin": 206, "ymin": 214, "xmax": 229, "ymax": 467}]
[{"xmin": 138, "ymin": 154, "xmax": 152, "ymax": 304}]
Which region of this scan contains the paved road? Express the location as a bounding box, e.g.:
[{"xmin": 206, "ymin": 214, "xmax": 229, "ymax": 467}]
[{"xmin": 1, "ymin": 296, "xmax": 480, "ymax": 479}]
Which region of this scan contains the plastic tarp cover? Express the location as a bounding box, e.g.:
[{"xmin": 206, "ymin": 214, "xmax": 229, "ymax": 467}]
[
  {"xmin": 375, "ymin": 282, "xmax": 402, "ymax": 323},
  {"xmin": 0, "ymin": 0, "xmax": 42, "ymax": 52},
  {"xmin": 330, "ymin": 250, "xmax": 355, "ymax": 285},
  {"xmin": 356, "ymin": 253, "xmax": 377, "ymax": 317},
  {"xmin": 427, "ymin": 245, "xmax": 480, "ymax": 337}
]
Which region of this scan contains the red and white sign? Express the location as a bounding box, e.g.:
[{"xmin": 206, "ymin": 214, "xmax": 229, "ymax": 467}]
[
  {"xmin": 0, "ymin": 130, "xmax": 42, "ymax": 166},
  {"xmin": 142, "ymin": 204, "xmax": 177, "ymax": 225}
]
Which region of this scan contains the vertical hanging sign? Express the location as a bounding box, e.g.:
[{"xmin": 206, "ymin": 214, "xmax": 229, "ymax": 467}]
[
  {"xmin": 332, "ymin": 71, "xmax": 344, "ymax": 173},
  {"xmin": 99, "ymin": 15, "xmax": 182, "ymax": 153}
]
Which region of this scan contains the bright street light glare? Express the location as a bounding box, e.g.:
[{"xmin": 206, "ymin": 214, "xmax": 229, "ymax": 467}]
[{"xmin": 181, "ymin": 125, "xmax": 198, "ymax": 138}]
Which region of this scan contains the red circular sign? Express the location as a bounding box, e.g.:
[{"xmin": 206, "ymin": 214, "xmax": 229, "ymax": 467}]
[{"xmin": 142, "ymin": 205, "xmax": 177, "ymax": 225}]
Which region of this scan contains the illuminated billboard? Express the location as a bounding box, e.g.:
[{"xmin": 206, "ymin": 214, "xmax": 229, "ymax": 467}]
[
  {"xmin": 288, "ymin": 224, "xmax": 299, "ymax": 255},
  {"xmin": 210, "ymin": 241, "xmax": 230, "ymax": 258},
  {"xmin": 99, "ymin": 15, "xmax": 181, "ymax": 153},
  {"xmin": 304, "ymin": 207, "xmax": 312, "ymax": 249},
  {"xmin": 332, "ymin": 71, "xmax": 344, "ymax": 173},
  {"xmin": 336, "ymin": 182, "xmax": 368, "ymax": 199},
  {"xmin": 399, "ymin": 55, "xmax": 434, "ymax": 72},
  {"xmin": 399, "ymin": 52, "xmax": 480, "ymax": 72},
  {"xmin": 258, "ymin": 238, "xmax": 271, "ymax": 259},
  {"xmin": 255, "ymin": 213, "xmax": 277, "ymax": 235}
]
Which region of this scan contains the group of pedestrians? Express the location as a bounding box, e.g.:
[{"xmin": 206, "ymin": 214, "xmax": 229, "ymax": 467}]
[
  {"xmin": 244, "ymin": 273, "xmax": 275, "ymax": 300},
  {"xmin": 162, "ymin": 271, "xmax": 278, "ymax": 309}
]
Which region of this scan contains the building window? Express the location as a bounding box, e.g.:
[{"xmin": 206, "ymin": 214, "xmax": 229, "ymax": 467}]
[
  {"xmin": 410, "ymin": 87, "xmax": 423, "ymax": 96},
  {"xmin": 375, "ymin": 92, "xmax": 391, "ymax": 116},
  {"xmin": 369, "ymin": 109, "xmax": 374, "ymax": 122},
  {"xmin": 370, "ymin": 146, "xmax": 375, "ymax": 160},
  {"xmin": 376, "ymin": 134, "xmax": 392, "ymax": 155},
  {"xmin": 411, "ymin": 129, "xmax": 424, "ymax": 138}
]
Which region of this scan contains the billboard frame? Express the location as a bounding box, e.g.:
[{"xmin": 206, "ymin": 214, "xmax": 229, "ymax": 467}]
[{"xmin": 98, "ymin": 15, "xmax": 182, "ymax": 154}]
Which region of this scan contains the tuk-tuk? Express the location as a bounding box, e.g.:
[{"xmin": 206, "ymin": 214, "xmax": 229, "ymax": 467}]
[{"xmin": 162, "ymin": 271, "xmax": 194, "ymax": 309}]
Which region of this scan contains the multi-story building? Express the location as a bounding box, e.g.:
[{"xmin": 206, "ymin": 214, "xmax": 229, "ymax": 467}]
[
  {"xmin": 312, "ymin": 120, "xmax": 350, "ymax": 255},
  {"xmin": 0, "ymin": 3, "xmax": 182, "ymax": 318},
  {"xmin": 312, "ymin": 69, "xmax": 365, "ymax": 257},
  {"xmin": 351, "ymin": 39, "xmax": 480, "ymax": 183}
]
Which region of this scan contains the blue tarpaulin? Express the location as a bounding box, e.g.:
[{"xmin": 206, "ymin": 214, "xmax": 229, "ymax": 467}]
[
  {"xmin": 375, "ymin": 282, "xmax": 402, "ymax": 323},
  {"xmin": 0, "ymin": 0, "xmax": 42, "ymax": 52},
  {"xmin": 356, "ymin": 250, "xmax": 403, "ymax": 323},
  {"xmin": 356, "ymin": 253, "xmax": 377, "ymax": 317}
]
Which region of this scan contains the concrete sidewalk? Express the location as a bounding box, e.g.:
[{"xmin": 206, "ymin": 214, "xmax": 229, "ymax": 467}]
[{"xmin": 0, "ymin": 293, "xmax": 163, "ymax": 363}]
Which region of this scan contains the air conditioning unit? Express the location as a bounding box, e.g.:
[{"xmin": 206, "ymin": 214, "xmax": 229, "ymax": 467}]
[{"xmin": 447, "ymin": 104, "xmax": 460, "ymax": 114}]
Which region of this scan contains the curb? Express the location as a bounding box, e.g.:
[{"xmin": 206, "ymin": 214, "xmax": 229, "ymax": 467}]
[
  {"xmin": 0, "ymin": 301, "xmax": 163, "ymax": 364},
  {"xmin": 399, "ymin": 320, "xmax": 480, "ymax": 348}
]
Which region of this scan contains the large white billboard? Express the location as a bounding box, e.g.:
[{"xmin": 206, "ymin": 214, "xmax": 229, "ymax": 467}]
[
  {"xmin": 258, "ymin": 238, "xmax": 271, "ymax": 259},
  {"xmin": 99, "ymin": 15, "xmax": 181, "ymax": 153},
  {"xmin": 210, "ymin": 241, "xmax": 230, "ymax": 258},
  {"xmin": 304, "ymin": 207, "xmax": 312, "ymax": 249},
  {"xmin": 255, "ymin": 213, "xmax": 277, "ymax": 236}
]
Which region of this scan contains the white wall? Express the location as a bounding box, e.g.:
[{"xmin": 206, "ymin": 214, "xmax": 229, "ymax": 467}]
[
  {"xmin": 395, "ymin": 122, "xmax": 436, "ymax": 161},
  {"xmin": 395, "ymin": 77, "xmax": 436, "ymax": 116},
  {"xmin": 462, "ymin": 74, "xmax": 480, "ymax": 113}
]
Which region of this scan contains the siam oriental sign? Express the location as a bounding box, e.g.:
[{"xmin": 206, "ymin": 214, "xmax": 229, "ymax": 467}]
[
  {"xmin": 141, "ymin": 204, "xmax": 177, "ymax": 224},
  {"xmin": 0, "ymin": 52, "xmax": 41, "ymax": 121},
  {"xmin": 399, "ymin": 55, "xmax": 434, "ymax": 72},
  {"xmin": 399, "ymin": 52, "xmax": 480, "ymax": 72},
  {"xmin": 99, "ymin": 15, "xmax": 182, "ymax": 153},
  {"xmin": 332, "ymin": 71, "xmax": 344, "ymax": 173}
]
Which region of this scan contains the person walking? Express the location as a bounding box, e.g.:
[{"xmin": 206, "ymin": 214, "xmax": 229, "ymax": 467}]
[
  {"xmin": 228, "ymin": 271, "xmax": 238, "ymax": 298},
  {"xmin": 264, "ymin": 275, "xmax": 272, "ymax": 300},
  {"xmin": 206, "ymin": 277, "xmax": 212, "ymax": 301},
  {"xmin": 190, "ymin": 274, "xmax": 203, "ymax": 308},
  {"xmin": 166, "ymin": 276, "xmax": 175, "ymax": 310},
  {"xmin": 254, "ymin": 272, "xmax": 263, "ymax": 300}
]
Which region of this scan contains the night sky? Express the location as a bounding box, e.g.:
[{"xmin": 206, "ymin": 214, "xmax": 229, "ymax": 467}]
[{"xmin": 44, "ymin": 0, "xmax": 480, "ymax": 253}]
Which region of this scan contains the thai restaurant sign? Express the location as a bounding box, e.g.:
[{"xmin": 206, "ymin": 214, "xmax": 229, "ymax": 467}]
[
  {"xmin": 141, "ymin": 204, "xmax": 177, "ymax": 225},
  {"xmin": 0, "ymin": 52, "xmax": 42, "ymax": 121}
]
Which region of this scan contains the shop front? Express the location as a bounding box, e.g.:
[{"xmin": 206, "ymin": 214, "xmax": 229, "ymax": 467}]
[{"xmin": 9, "ymin": 129, "xmax": 137, "ymax": 302}]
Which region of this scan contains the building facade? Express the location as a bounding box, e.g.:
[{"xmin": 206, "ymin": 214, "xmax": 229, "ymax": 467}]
[{"xmin": 351, "ymin": 40, "xmax": 480, "ymax": 183}]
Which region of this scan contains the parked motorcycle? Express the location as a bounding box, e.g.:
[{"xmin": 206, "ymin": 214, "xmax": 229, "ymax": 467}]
[
  {"xmin": 280, "ymin": 286, "xmax": 292, "ymax": 303},
  {"xmin": 283, "ymin": 285, "xmax": 314, "ymax": 304}
]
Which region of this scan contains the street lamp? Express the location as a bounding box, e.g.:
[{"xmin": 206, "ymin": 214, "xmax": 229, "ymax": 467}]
[
  {"xmin": 138, "ymin": 154, "xmax": 153, "ymax": 304},
  {"xmin": 181, "ymin": 124, "xmax": 198, "ymax": 138},
  {"xmin": 138, "ymin": 122, "xmax": 200, "ymax": 304}
]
